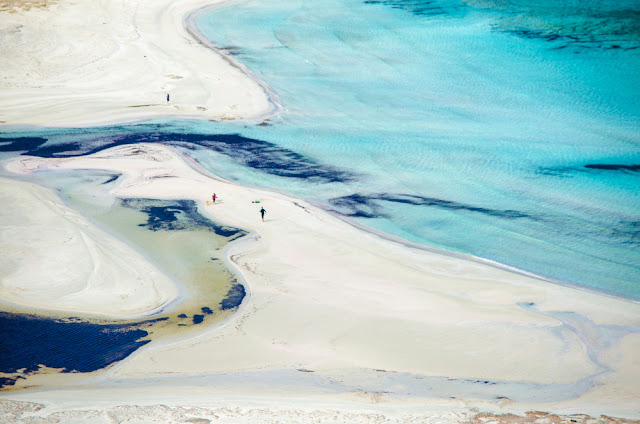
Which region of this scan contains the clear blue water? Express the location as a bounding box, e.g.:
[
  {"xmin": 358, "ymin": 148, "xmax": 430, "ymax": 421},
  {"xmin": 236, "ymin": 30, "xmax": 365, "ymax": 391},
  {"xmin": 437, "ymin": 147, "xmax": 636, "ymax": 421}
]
[
  {"xmin": 1, "ymin": 0, "xmax": 639, "ymax": 299},
  {"xmin": 191, "ymin": 0, "xmax": 640, "ymax": 297}
]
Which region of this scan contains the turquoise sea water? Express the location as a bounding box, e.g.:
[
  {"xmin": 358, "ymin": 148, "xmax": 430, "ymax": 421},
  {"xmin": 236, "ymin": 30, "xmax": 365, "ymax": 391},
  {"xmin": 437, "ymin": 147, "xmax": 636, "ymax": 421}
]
[
  {"xmin": 193, "ymin": 0, "xmax": 640, "ymax": 297},
  {"xmin": 1, "ymin": 0, "xmax": 639, "ymax": 299}
]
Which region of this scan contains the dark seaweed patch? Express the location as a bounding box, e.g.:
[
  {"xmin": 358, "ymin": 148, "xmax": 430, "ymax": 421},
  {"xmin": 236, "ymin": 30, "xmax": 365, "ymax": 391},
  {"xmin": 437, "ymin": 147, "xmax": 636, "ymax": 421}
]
[
  {"xmin": 0, "ymin": 377, "xmax": 19, "ymax": 388},
  {"xmin": 192, "ymin": 315, "xmax": 204, "ymax": 324},
  {"xmin": 121, "ymin": 198, "xmax": 246, "ymax": 239},
  {"xmin": 363, "ymin": 0, "xmax": 464, "ymax": 17},
  {"xmin": 329, "ymin": 193, "xmax": 532, "ymax": 219},
  {"xmin": 330, "ymin": 193, "xmax": 383, "ymax": 218},
  {"xmin": 7, "ymin": 128, "xmax": 352, "ymax": 184},
  {"xmin": 0, "ymin": 136, "xmax": 48, "ymax": 152},
  {"xmin": 101, "ymin": 174, "xmax": 120, "ymax": 185},
  {"xmin": 0, "ymin": 312, "xmax": 163, "ymax": 383},
  {"xmin": 504, "ymin": 28, "xmax": 639, "ymax": 52},
  {"xmin": 169, "ymin": 133, "xmax": 350, "ymax": 183},
  {"xmin": 494, "ymin": 4, "xmax": 640, "ymax": 53},
  {"xmin": 178, "ymin": 314, "xmax": 188, "ymax": 319},
  {"xmin": 201, "ymin": 307, "xmax": 213, "ymax": 315},
  {"xmin": 379, "ymin": 194, "xmax": 531, "ymax": 218},
  {"xmin": 220, "ymin": 284, "xmax": 246, "ymax": 310},
  {"xmin": 137, "ymin": 205, "xmax": 188, "ymax": 231},
  {"xmin": 611, "ymin": 220, "xmax": 640, "ymax": 247},
  {"xmin": 24, "ymin": 142, "xmax": 85, "ymax": 157},
  {"xmin": 535, "ymin": 166, "xmax": 574, "ymax": 177},
  {"xmin": 539, "ymin": 163, "xmax": 640, "ymax": 176},
  {"xmin": 585, "ymin": 164, "xmax": 640, "ymax": 172},
  {"xmin": 217, "ymin": 45, "xmax": 243, "ymax": 55}
]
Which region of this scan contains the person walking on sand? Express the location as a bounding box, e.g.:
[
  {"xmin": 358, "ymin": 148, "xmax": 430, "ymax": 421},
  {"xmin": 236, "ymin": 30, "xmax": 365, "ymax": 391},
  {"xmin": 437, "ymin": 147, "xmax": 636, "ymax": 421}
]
[
  {"xmin": 259, "ymin": 207, "xmax": 266, "ymax": 222},
  {"xmin": 166, "ymin": 93, "xmax": 170, "ymax": 103},
  {"xmin": 212, "ymin": 193, "xmax": 216, "ymax": 203}
]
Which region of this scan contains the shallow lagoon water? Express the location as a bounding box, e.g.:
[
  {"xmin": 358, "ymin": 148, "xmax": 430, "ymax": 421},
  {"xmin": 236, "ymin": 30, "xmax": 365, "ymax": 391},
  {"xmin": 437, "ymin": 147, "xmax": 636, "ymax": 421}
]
[
  {"xmin": 22, "ymin": 169, "xmax": 247, "ymax": 317},
  {"xmin": 0, "ymin": 170, "xmax": 247, "ymax": 389}
]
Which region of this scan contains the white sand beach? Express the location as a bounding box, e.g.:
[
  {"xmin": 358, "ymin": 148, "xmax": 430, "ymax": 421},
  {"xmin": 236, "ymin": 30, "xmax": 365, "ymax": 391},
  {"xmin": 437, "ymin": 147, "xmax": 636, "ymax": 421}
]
[
  {"xmin": 1, "ymin": 0, "xmax": 639, "ymax": 423},
  {"xmin": 0, "ymin": 0, "xmax": 273, "ymax": 126},
  {"xmin": 3, "ymin": 144, "xmax": 640, "ymax": 422}
]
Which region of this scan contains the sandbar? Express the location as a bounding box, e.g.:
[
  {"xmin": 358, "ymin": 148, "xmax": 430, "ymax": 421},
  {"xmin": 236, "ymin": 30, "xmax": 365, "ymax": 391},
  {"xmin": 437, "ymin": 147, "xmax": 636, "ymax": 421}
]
[
  {"xmin": 3, "ymin": 144, "xmax": 640, "ymax": 422},
  {"xmin": 0, "ymin": 176, "xmax": 178, "ymax": 317}
]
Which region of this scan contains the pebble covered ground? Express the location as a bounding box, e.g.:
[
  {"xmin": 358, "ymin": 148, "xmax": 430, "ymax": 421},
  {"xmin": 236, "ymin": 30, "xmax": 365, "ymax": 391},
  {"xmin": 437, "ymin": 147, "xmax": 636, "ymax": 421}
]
[{"xmin": 1, "ymin": 400, "xmax": 639, "ymax": 424}]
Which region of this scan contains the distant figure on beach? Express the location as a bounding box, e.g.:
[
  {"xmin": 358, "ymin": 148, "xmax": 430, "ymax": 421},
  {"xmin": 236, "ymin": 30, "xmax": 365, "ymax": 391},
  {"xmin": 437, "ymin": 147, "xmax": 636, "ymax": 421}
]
[
  {"xmin": 259, "ymin": 207, "xmax": 266, "ymax": 222},
  {"xmin": 212, "ymin": 193, "xmax": 216, "ymax": 203},
  {"xmin": 166, "ymin": 93, "xmax": 170, "ymax": 103}
]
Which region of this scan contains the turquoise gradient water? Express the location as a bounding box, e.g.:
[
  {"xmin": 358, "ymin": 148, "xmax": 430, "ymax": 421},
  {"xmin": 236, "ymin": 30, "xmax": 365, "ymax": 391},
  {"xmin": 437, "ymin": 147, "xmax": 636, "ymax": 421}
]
[
  {"xmin": 1, "ymin": 0, "xmax": 638, "ymax": 299},
  {"xmin": 191, "ymin": 0, "xmax": 640, "ymax": 297}
]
